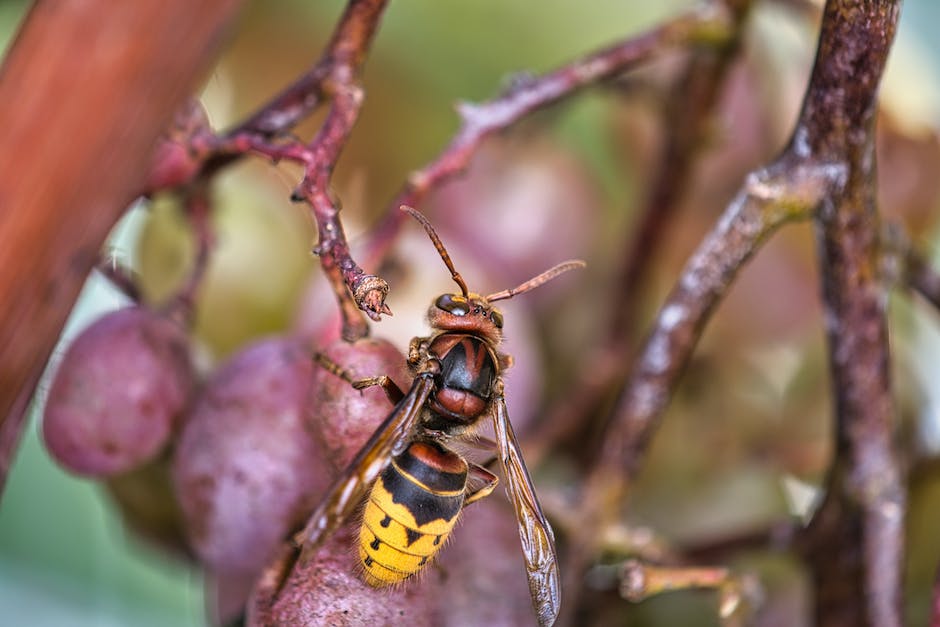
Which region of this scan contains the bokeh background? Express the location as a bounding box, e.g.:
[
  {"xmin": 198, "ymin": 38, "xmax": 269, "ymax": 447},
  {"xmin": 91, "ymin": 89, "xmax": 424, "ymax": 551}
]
[{"xmin": 4, "ymin": 0, "xmax": 940, "ymax": 625}]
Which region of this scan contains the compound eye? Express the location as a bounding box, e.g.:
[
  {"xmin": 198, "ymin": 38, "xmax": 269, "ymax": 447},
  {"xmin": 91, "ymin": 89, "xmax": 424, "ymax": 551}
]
[
  {"xmin": 490, "ymin": 310, "xmax": 504, "ymax": 328},
  {"xmin": 436, "ymin": 293, "xmax": 469, "ymax": 316}
]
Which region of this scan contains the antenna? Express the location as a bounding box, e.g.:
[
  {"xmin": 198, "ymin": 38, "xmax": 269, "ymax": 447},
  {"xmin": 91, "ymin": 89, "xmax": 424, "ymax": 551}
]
[
  {"xmin": 485, "ymin": 260, "xmax": 586, "ymax": 302},
  {"xmin": 401, "ymin": 205, "xmax": 469, "ymax": 298}
]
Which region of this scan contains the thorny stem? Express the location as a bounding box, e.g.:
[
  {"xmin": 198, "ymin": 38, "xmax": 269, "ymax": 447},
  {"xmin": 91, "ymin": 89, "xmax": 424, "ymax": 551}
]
[{"xmin": 360, "ymin": 3, "xmax": 737, "ymax": 268}]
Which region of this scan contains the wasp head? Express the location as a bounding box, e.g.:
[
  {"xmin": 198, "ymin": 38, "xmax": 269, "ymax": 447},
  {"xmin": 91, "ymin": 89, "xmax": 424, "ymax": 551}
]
[
  {"xmin": 427, "ymin": 292, "xmax": 503, "ymax": 344},
  {"xmin": 402, "ymin": 204, "xmax": 585, "ymax": 346}
]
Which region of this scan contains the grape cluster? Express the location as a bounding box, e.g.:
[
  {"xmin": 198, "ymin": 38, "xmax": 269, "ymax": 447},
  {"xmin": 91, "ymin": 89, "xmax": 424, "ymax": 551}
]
[
  {"xmin": 39, "ymin": 170, "xmax": 554, "ymax": 624},
  {"xmin": 40, "ymin": 301, "xmax": 498, "ymax": 624}
]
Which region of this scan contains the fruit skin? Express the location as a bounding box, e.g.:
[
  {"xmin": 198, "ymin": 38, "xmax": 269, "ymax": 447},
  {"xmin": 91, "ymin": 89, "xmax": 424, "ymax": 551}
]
[
  {"xmin": 248, "ymin": 523, "xmax": 440, "ymax": 627},
  {"xmin": 309, "ymin": 337, "xmax": 413, "ymax": 469},
  {"xmin": 247, "ymin": 337, "xmax": 436, "ymax": 626},
  {"xmin": 172, "ymin": 336, "xmax": 330, "ymax": 576},
  {"xmin": 42, "ymin": 306, "xmax": 193, "ymax": 477}
]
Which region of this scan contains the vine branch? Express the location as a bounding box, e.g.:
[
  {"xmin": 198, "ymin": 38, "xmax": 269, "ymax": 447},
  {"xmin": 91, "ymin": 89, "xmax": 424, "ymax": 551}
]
[
  {"xmin": 572, "ymin": 1, "xmax": 904, "ymax": 625},
  {"xmin": 149, "ymin": 0, "xmax": 392, "ymax": 340},
  {"xmin": 799, "ymin": 2, "xmax": 903, "ymax": 624},
  {"xmin": 361, "ymin": 3, "xmax": 737, "ymax": 267}
]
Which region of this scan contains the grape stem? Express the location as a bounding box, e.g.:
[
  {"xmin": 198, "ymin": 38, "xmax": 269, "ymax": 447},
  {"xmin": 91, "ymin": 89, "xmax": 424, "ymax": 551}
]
[{"xmin": 145, "ymin": 1, "xmax": 733, "ymax": 339}]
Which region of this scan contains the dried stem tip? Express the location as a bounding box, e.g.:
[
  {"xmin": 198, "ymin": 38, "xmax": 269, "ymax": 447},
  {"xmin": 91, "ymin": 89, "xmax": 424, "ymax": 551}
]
[{"xmin": 620, "ymin": 559, "xmax": 730, "ymax": 602}]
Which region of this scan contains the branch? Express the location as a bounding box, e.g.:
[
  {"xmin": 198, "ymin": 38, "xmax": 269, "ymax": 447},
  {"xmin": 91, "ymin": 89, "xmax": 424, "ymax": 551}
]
[
  {"xmin": 245, "ymin": 0, "xmax": 391, "ymax": 339},
  {"xmin": 796, "ymin": 1, "xmax": 903, "ymax": 625},
  {"xmin": 529, "ymin": 0, "xmax": 754, "ymax": 468},
  {"xmin": 883, "ymin": 223, "xmax": 940, "ymax": 311},
  {"xmin": 162, "ymin": 184, "xmax": 215, "ymax": 327},
  {"xmin": 95, "ymin": 255, "xmax": 142, "ymax": 303},
  {"xmin": 225, "ymin": 0, "xmax": 384, "ymax": 139},
  {"xmin": 360, "ymin": 3, "xmax": 737, "ymax": 267},
  {"xmin": 148, "ymin": 0, "xmax": 391, "ymax": 339},
  {"xmin": 588, "ymin": 153, "xmax": 832, "ymax": 508},
  {"xmin": 568, "ymin": 2, "xmax": 904, "ymax": 622},
  {"xmin": 0, "ymin": 0, "xmax": 243, "ymax": 493}
]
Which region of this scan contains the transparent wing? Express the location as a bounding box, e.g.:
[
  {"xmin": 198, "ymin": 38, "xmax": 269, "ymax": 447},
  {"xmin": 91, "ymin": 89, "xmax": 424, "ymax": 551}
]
[
  {"xmin": 294, "ymin": 373, "xmax": 435, "ymax": 565},
  {"xmin": 494, "ymin": 393, "xmax": 561, "ymax": 627}
]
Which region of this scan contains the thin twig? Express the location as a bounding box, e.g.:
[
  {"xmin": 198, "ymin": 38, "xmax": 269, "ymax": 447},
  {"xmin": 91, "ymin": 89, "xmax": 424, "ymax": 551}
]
[
  {"xmin": 260, "ymin": 0, "xmax": 391, "ymax": 338},
  {"xmin": 148, "ymin": 0, "xmax": 392, "ymax": 339},
  {"xmin": 95, "ymin": 255, "xmax": 141, "ymax": 303},
  {"xmin": 162, "ymin": 184, "xmax": 214, "ymax": 327},
  {"xmin": 529, "ymin": 0, "xmax": 754, "ymax": 468},
  {"xmin": 880, "ymin": 221, "xmax": 940, "ymax": 308},
  {"xmin": 611, "ymin": 1, "xmax": 752, "ymax": 339},
  {"xmin": 586, "ymin": 152, "xmax": 832, "ymax": 516},
  {"xmin": 360, "ymin": 3, "xmax": 737, "ymax": 268}
]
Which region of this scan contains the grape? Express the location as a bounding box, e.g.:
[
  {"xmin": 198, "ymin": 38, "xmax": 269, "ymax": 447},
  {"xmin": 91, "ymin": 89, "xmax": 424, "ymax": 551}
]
[
  {"xmin": 42, "ymin": 306, "xmax": 193, "ymax": 477},
  {"xmin": 434, "ymin": 498, "xmax": 538, "ymax": 626},
  {"xmin": 243, "ymin": 337, "xmax": 435, "ymax": 624},
  {"xmin": 142, "ymin": 99, "xmax": 212, "ymax": 193},
  {"xmin": 248, "ymin": 523, "xmax": 439, "ymax": 627},
  {"xmin": 172, "ymin": 336, "xmax": 330, "ymax": 575},
  {"xmin": 309, "ymin": 337, "xmax": 412, "ymax": 468},
  {"xmin": 429, "ymin": 139, "xmax": 597, "ymax": 292}
]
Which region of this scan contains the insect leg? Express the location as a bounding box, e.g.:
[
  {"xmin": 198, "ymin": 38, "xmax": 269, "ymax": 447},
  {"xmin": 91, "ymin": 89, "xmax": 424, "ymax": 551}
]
[
  {"xmin": 313, "ymin": 352, "xmax": 406, "ymax": 404},
  {"xmin": 464, "ymin": 462, "xmax": 499, "ymax": 506},
  {"xmin": 351, "ymin": 376, "xmax": 405, "ymax": 405}
]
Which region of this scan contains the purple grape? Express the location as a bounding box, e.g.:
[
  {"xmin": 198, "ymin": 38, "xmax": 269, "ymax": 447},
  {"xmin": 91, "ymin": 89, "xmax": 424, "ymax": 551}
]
[
  {"xmin": 172, "ymin": 336, "xmax": 330, "ymax": 575},
  {"xmin": 248, "ymin": 522, "xmax": 439, "ymax": 627},
  {"xmin": 42, "ymin": 306, "xmax": 193, "ymax": 477},
  {"xmin": 309, "ymin": 337, "xmax": 412, "ymax": 469}
]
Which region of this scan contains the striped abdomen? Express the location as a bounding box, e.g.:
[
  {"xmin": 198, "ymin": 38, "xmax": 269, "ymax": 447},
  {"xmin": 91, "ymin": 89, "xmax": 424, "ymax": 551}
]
[{"xmin": 359, "ymin": 440, "xmax": 467, "ymax": 586}]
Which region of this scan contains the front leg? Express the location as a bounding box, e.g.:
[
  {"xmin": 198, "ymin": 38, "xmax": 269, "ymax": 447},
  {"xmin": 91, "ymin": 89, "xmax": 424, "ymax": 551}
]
[
  {"xmin": 313, "ymin": 352, "xmax": 406, "ymax": 405},
  {"xmin": 408, "ymin": 336, "xmax": 431, "ymax": 369}
]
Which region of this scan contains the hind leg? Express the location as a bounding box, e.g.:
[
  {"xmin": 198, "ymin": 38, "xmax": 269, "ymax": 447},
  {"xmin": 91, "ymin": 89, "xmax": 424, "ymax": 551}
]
[{"xmin": 464, "ymin": 463, "xmax": 499, "ymax": 506}]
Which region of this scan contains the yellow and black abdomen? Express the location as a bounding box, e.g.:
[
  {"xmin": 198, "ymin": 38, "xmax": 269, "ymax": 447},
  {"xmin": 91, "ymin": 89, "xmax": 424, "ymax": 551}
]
[{"xmin": 359, "ymin": 440, "xmax": 468, "ymax": 586}]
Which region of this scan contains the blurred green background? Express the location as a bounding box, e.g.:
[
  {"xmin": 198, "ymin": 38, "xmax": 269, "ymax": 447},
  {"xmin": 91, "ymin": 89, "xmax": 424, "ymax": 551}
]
[{"xmin": 4, "ymin": 0, "xmax": 940, "ymax": 625}]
